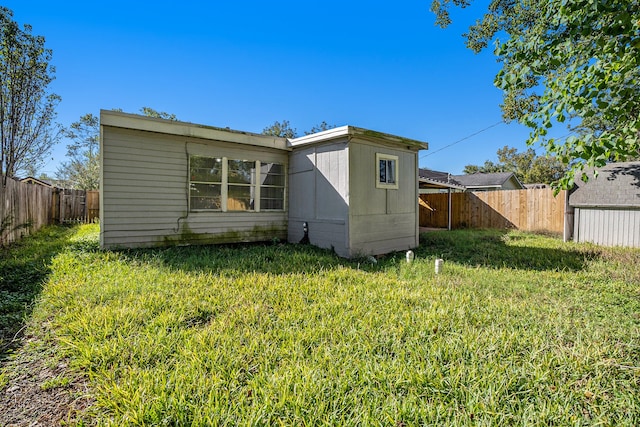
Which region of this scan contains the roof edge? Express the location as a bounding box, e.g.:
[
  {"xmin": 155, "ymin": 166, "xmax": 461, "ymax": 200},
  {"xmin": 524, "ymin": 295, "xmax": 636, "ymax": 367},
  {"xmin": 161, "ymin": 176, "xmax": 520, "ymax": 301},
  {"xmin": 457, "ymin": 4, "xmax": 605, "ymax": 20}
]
[
  {"xmin": 289, "ymin": 126, "xmax": 429, "ymax": 151},
  {"xmin": 100, "ymin": 110, "xmax": 290, "ymax": 151}
]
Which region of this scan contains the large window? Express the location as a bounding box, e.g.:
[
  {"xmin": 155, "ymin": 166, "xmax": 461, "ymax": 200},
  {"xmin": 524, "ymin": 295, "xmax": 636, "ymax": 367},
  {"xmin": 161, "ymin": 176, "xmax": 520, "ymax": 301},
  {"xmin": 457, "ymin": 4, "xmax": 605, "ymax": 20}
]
[
  {"xmin": 376, "ymin": 153, "xmax": 398, "ymax": 189},
  {"xmin": 189, "ymin": 156, "xmax": 285, "ymax": 212}
]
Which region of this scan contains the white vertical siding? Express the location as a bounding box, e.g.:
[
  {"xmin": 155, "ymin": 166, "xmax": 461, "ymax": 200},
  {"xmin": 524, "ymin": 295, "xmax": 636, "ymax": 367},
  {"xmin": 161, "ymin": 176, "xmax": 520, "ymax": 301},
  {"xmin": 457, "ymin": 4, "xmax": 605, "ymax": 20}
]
[
  {"xmin": 574, "ymin": 207, "xmax": 640, "ymax": 248},
  {"xmin": 287, "ymin": 141, "xmax": 350, "ymax": 257}
]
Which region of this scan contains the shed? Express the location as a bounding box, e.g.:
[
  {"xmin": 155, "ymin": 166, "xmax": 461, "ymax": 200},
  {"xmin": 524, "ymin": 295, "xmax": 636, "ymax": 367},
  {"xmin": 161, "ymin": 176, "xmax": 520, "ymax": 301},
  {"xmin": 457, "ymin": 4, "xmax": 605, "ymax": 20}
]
[
  {"xmin": 288, "ymin": 127, "xmax": 428, "ymax": 257},
  {"xmin": 100, "ymin": 111, "xmax": 428, "ymax": 256},
  {"xmin": 568, "ymin": 161, "xmax": 640, "ymax": 248}
]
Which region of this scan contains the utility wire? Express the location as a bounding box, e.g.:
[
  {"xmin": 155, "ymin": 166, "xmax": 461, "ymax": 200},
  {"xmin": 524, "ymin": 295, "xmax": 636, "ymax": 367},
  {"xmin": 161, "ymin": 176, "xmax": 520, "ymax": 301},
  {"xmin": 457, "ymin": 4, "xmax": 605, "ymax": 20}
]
[{"xmin": 420, "ymin": 121, "xmax": 504, "ymax": 159}]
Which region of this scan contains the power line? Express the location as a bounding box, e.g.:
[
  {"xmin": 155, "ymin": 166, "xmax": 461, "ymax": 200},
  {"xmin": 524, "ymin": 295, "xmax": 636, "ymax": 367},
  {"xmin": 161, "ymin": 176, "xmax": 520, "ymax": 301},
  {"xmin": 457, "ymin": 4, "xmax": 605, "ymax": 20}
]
[{"xmin": 420, "ymin": 121, "xmax": 504, "ymax": 159}]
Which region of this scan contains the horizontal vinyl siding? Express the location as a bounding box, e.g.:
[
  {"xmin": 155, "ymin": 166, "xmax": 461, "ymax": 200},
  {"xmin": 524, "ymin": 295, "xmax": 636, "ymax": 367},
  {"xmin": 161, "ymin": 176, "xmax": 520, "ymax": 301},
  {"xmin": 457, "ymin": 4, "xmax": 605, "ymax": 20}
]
[
  {"xmin": 575, "ymin": 207, "xmax": 640, "ymax": 247},
  {"xmin": 101, "ymin": 125, "xmax": 288, "ymax": 249}
]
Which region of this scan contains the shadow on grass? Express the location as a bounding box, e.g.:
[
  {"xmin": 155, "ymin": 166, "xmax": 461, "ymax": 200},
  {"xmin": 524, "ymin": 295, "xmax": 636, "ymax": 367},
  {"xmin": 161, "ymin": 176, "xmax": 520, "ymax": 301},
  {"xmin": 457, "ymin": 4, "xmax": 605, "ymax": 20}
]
[
  {"xmin": 118, "ymin": 229, "xmax": 598, "ymax": 278},
  {"xmin": 416, "ymin": 229, "xmax": 599, "ymax": 271},
  {"xmin": 0, "ymin": 225, "xmax": 77, "ymax": 363},
  {"xmin": 121, "ymin": 241, "xmax": 360, "ymax": 277}
]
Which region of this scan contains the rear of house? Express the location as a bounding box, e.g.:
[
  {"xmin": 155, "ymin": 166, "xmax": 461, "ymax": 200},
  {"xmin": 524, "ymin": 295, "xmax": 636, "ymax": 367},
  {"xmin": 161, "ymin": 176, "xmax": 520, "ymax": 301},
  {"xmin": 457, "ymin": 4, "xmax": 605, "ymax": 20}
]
[
  {"xmin": 100, "ymin": 112, "xmax": 428, "ymax": 256},
  {"xmin": 100, "ymin": 111, "xmax": 289, "ymax": 249}
]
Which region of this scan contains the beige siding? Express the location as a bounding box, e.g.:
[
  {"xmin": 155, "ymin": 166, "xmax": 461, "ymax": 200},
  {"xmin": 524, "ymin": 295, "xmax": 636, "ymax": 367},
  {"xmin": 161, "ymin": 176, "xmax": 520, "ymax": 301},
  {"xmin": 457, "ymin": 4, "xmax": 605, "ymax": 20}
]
[
  {"xmin": 348, "ymin": 140, "xmax": 418, "ymax": 256},
  {"xmin": 101, "ymin": 126, "xmax": 288, "ymax": 249}
]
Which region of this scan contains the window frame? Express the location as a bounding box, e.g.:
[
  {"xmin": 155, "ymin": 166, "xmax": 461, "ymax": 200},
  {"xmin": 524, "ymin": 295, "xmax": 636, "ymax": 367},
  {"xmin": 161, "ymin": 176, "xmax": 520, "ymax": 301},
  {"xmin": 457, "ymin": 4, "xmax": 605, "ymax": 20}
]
[
  {"xmin": 189, "ymin": 156, "xmax": 286, "ymax": 212},
  {"xmin": 376, "ymin": 153, "xmax": 399, "ymax": 190}
]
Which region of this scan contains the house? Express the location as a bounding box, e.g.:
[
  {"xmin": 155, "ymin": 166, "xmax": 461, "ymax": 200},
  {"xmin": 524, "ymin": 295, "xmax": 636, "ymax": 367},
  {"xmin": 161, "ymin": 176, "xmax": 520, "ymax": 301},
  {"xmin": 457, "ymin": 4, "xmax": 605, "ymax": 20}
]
[
  {"xmin": 100, "ymin": 110, "xmax": 428, "ymax": 257},
  {"xmin": 19, "ymin": 176, "xmax": 58, "ymax": 188},
  {"xmin": 418, "ymin": 169, "xmax": 524, "ymax": 192},
  {"xmin": 568, "ymin": 161, "xmax": 640, "ymax": 248},
  {"xmin": 449, "ymin": 172, "xmax": 524, "ymax": 191}
]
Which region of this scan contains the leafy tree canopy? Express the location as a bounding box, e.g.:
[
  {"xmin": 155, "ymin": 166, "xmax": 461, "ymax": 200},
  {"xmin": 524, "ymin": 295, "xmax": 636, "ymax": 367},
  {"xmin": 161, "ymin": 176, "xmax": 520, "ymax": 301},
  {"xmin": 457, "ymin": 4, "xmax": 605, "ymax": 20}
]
[
  {"xmin": 0, "ymin": 7, "xmax": 61, "ymax": 184},
  {"xmin": 262, "ymin": 120, "xmax": 337, "ymax": 138},
  {"xmin": 431, "ymin": 0, "xmax": 640, "ymax": 188},
  {"xmin": 57, "ymin": 107, "xmax": 177, "ymax": 190},
  {"xmin": 56, "ymin": 113, "xmax": 100, "ymax": 190},
  {"xmin": 464, "ymin": 145, "xmax": 566, "ymax": 184}
]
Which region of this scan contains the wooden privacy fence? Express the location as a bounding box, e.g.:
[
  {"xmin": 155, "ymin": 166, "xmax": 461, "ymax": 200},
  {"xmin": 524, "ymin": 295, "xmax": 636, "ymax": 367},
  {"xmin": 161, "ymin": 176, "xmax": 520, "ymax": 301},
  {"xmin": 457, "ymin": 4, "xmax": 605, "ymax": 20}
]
[
  {"xmin": 1, "ymin": 179, "xmax": 100, "ymax": 246},
  {"xmin": 420, "ymin": 188, "xmax": 567, "ymax": 234}
]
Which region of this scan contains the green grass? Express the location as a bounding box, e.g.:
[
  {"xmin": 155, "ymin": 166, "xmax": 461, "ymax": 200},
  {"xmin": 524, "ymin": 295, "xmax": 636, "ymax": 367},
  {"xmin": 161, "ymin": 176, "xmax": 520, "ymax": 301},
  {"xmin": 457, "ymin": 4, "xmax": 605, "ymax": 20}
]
[{"xmin": 4, "ymin": 225, "xmax": 640, "ymax": 425}]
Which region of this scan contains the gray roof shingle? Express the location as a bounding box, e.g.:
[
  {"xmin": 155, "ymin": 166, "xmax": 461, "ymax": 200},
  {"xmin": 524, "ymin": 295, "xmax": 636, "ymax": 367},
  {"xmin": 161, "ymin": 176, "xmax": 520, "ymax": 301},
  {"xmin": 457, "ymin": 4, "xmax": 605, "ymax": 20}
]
[{"xmin": 569, "ymin": 161, "xmax": 640, "ymax": 207}]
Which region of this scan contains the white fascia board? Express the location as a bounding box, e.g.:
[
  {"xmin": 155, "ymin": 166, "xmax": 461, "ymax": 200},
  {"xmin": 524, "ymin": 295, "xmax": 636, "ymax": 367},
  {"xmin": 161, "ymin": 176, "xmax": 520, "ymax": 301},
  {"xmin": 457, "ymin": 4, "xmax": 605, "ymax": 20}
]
[
  {"xmin": 418, "ymin": 178, "xmax": 466, "ymax": 190},
  {"xmin": 100, "ymin": 110, "xmax": 290, "ymax": 151},
  {"xmin": 289, "ymin": 126, "xmax": 429, "ymax": 151}
]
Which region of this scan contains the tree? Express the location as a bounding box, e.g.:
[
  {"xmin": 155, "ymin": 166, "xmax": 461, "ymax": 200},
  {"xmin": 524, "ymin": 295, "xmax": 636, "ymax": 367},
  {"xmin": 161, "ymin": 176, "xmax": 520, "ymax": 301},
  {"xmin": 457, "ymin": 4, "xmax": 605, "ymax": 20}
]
[
  {"xmin": 262, "ymin": 120, "xmax": 298, "ymax": 138},
  {"xmin": 262, "ymin": 120, "xmax": 337, "ymax": 138},
  {"xmin": 304, "ymin": 121, "xmax": 337, "ymax": 135},
  {"xmin": 0, "ymin": 7, "xmax": 61, "ymax": 186},
  {"xmin": 57, "ymin": 108, "xmax": 177, "ymax": 190},
  {"xmin": 464, "ymin": 145, "xmax": 566, "ymax": 184},
  {"xmin": 56, "ymin": 113, "xmax": 100, "ymax": 190},
  {"xmin": 139, "ymin": 106, "xmax": 177, "ymax": 121},
  {"xmin": 431, "ymin": 0, "xmax": 640, "ymax": 188}
]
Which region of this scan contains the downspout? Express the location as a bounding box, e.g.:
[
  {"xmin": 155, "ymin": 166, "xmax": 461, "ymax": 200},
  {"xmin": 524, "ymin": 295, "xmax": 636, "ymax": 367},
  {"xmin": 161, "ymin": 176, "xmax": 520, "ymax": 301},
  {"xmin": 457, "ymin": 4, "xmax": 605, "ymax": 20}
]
[
  {"xmin": 174, "ymin": 142, "xmax": 190, "ymax": 233},
  {"xmin": 448, "ymin": 187, "xmax": 452, "ymax": 231}
]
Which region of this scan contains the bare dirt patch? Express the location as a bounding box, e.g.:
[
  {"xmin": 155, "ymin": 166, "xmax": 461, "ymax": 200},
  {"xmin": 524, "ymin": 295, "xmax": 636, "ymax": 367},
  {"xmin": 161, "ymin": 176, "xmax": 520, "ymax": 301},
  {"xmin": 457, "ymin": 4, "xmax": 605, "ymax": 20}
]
[{"xmin": 0, "ymin": 335, "xmax": 94, "ymax": 427}]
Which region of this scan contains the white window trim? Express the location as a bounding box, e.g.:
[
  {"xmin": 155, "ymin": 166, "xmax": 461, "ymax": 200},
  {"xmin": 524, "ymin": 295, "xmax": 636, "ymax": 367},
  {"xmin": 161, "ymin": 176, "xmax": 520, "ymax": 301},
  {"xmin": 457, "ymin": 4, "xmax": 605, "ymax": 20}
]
[
  {"xmin": 189, "ymin": 156, "xmax": 286, "ymax": 212},
  {"xmin": 376, "ymin": 153, "xmax": 399, "ymax": 190}
]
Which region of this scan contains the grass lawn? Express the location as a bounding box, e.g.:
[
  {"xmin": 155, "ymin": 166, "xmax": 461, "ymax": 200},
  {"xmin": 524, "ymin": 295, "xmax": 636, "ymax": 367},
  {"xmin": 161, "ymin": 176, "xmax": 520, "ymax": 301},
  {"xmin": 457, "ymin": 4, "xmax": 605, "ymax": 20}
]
[{"xmin": 1, "ymin": 224, "xmax": 640, "ymax": 425}]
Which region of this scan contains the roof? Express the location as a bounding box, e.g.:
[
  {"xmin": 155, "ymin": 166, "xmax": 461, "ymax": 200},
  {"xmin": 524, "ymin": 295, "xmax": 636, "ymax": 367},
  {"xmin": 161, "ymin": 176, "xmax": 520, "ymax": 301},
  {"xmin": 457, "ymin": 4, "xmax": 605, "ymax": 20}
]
[
  {"xmin": 418, "ymin": 169, "xmax": 524, "ymax": 190},
  {"xmin": 569, "ymin": 161, "xmax": 640, "ymax": 208},
  {"xmin": 289, "ymin": 126, "xmax": 429, "ymax": 151},
  {"xmin": 418, "ymin": 168, "xmax": 466, "ymax": 190},
  {"xmin": 101, "ymin": 111, "xmax": 429, "ymax": 153},
  {"xmin": 450, "ymin": 172, "xmax": 524, "ymax": 189},
  {"xmin": 20, "ymin": 176, "xmax": 56, "ymax": 187},
  {"xmin": 101, "ymin": 110, "xmax": 291, "ymax": 151}
]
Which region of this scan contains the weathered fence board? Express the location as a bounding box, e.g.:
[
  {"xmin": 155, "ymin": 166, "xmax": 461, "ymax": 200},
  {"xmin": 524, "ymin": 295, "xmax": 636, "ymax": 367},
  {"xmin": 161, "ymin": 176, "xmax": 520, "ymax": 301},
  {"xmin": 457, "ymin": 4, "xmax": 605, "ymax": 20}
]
[
  {"xmin": 1, "ymin": 179, "xmax": 101, "ymax": 246},
  {"xmin": 420, "ymin": 188, "xmax": 566, "ymax": 234},
  {"xmin": 0, "ymin": 178, "xmax": 53, "ymax": 245}
]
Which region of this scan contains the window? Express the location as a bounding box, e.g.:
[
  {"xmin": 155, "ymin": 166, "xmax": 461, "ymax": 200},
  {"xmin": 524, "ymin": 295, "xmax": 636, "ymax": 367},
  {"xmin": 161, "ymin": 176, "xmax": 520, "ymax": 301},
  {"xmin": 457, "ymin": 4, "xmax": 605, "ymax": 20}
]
[
  {"xmin": 189, "ymin": 156, "xmax": 285, "ymax": 212},
  {"xmin": 227, "ymin": 160, "xmax": 256, "ymax": 211},
  {"xmin": 376, "ymin": 153, "xmax": 398, "ymax": 189},
  {"xmin": 190, "ymin": 156, "xmax": 222, "ymax": 210},
  {"xmin": 260, "ymin": 163, "xmax": 285, "ymax": 210}
]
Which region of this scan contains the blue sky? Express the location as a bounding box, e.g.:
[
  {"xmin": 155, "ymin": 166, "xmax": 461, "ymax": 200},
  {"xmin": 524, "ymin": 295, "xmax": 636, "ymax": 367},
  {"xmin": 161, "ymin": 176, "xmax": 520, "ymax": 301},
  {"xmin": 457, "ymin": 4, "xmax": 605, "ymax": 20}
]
[{"xmin": 5, "ymin": 1, "xmax": 564, "ymax": 177}]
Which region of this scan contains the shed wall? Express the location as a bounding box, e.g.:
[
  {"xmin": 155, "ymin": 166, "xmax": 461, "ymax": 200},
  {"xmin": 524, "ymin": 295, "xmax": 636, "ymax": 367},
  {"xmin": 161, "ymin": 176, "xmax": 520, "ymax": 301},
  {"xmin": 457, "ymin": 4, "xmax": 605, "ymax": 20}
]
[
  {"xmin": 574, "ymin": 207, "xmax": 640, "ymax": 247},
  {"xmin": 101, "ymin": 126, "xmax": 288, "ymax": 249},
  {"xmin": 348, "ymin": 141, "xmax": 419, "ymax": 255}
]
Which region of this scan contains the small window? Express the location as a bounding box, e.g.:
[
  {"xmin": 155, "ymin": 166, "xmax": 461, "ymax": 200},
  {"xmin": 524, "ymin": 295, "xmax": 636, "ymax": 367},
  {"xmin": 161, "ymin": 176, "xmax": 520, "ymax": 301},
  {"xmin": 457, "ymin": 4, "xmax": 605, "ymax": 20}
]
[{"xmin": 376, "ymin": 153, "xmax": 398, "ymax": 189}]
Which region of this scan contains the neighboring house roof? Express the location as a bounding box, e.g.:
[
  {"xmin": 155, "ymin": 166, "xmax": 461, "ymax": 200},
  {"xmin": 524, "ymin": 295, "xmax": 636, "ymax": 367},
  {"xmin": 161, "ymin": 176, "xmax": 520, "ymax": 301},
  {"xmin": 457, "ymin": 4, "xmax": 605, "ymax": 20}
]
[
  {"xmin": 569, "ymin": 161, "xmax": 640, "ymax": 208},
  {"xmin": 20, "ymin": 176, "xmax": 56, "ymax": 187},
  {"xmin": 418, "ymin": 168, "xmax": 466, "ymax": 190},
  {"xmin": 418, "ymin": 169, "xmax": 524, "ymax": 191},
  {"xmin": 450, "ymin": 172, "xmax": 524, "ymax": 190}
]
